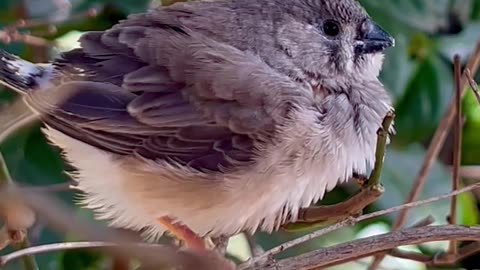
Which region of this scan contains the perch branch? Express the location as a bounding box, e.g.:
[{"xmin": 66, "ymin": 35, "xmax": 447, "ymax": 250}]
[
  {"xmin": 249, "ymin": 225, "xmax": 480, "ymax": 270},
  {"xmin": 0, "ymin": 241, "xmax": 234, "ymax": 270},
  {"xmin": 0, "ymin": 241, "xmax": 155, "ymax": 265},
  {"xmin": 367, "ymin": 110, "xmax": 395, "ymax": 187},
  {"xmin": 241, "ymin": 182, "xmax": 480, "ymax": 269}
]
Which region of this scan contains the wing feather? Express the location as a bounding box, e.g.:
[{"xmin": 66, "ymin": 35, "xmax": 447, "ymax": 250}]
[{"xmin": 27, "ymin": 8, "xmax": 310, "ymax": 172}]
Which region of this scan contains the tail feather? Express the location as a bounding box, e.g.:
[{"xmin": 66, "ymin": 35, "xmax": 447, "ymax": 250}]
[{"xmin": 0, "ymin": 50, "xmax": 52, "ymax": 93}]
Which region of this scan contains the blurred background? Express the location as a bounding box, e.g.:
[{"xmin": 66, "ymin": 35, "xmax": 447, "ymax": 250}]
[{"xmin": 0, "ymin": 0, "xmax": 480, "ymax": 269}]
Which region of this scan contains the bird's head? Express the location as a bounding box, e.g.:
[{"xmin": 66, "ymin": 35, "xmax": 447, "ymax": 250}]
[{"xmin": 275, "ymin": 0, "xmax": 394, "ymax": 82}]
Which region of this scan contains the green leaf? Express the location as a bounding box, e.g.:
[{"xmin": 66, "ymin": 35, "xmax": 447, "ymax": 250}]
[
  {"xmin": 437, "ymin": 22, "xmax": 480, "ymax": 61},
  {"xmin": 379, "ymin": 145, "xmax": 451, "ymax": 225},
  {"xmin": 380, "ymin": 34, "xmax": 418, "ymax": 100},
  {"xmin": 360, "ymin": 0, "xmax": 451, "ymax": 35},
  {"xmin": 458, "ymin": 192, "xmax": 479, "ymax": 225},
  {"xmin": 0, "ymin": 0, "xmax": 20, "ymax": 23},
  {"xmin": 394, "ymin": 55, "xmax": 453, "ymax": 144},
  {"xmin": 471, "ymin": 0, "xmax": 480, "ymax": 19},
  {"xmin": 58, "ymin": 249, "xmax": 104, "ymax": 270},
  {"xmin": 462, "ymin": 88, "xmax": 480, "ymax": 164}
]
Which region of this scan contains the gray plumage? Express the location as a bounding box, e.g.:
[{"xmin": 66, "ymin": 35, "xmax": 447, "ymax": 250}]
[{"xmin": 0, "ymin": 0, "xmax": 394, "ymax": 238}]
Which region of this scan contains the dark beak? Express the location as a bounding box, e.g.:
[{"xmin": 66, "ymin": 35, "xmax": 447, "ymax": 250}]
[{"xmin": 355, "ymin": 19, "xmax": 395, "ymax": 55}]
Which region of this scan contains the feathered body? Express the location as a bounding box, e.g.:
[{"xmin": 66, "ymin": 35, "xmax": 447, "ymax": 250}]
[{"xmin": 0, "ymin": 0, "xmax": 393, "ymax": 238}]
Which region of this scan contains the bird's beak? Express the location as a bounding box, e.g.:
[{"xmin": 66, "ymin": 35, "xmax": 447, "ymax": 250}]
[{"xmin": 355, "ymin": 19, "xmax": 395, "ymax": 55}]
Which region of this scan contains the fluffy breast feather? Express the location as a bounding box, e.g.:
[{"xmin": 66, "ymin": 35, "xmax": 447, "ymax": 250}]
[{"xmin": 42, "ymin": 94, "xmax": 389, "ymax": 238}]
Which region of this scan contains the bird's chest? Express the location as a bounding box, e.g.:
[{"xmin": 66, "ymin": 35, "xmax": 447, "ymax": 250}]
[
  {"xmin": 289, "ymin": 95, "xmax": 379, "ymax": 172},
  {"xmin": 260, "ymin": 100, "xmax": 380, "ymax": 207}
]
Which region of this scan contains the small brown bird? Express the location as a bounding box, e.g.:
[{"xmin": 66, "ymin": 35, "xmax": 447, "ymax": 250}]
[{"xmin": 0, "ymin": 0, "xmax": 394, "ymax": 248}]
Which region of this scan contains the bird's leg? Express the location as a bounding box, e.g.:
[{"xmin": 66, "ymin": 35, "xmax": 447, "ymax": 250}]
[
  {"xmin": 211, "ymin": 235, "xmax": 229, "ymax": 254},
  {"xmin": 282, "ymin": 183, "xmax": 384, "ymax": 231},
  {"xmin": 353, "ymin": 172, "xmax": 369, "ymax": 187},
  {"xmin": 157, "ymin": 216, "xmax": 209, "ymax": 251}
]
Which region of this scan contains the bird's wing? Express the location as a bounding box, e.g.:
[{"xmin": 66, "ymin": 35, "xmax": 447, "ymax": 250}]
[{"xmin": 26, "ymin": 12, "xmax": 310, "ymax": 172}]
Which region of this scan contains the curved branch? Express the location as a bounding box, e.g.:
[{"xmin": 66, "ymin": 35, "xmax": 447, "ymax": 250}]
[
  {"xmin": 0, "ymin": 241, "xmax": 235, "ymax": 270},
  {"xmin": 242, "ymin": 182, "xmax": 480, "ymax": 269},
  {"xmin": 0, "ymin": 241, "xmax": 153, "ymax": 265},
  {"xmin": 251, "ymin": 225, "xmax": 480, "ymax": 270}
]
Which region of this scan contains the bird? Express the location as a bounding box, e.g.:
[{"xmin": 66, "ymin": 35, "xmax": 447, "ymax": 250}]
[{"xmin": 0, "ymin": 0, "xmax": 394, "ymax": 249}]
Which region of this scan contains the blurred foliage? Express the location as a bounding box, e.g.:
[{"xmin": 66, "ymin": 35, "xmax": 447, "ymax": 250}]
[{"xmin": 0, "ymin": 0, "xmax": 480, "ymax": 270}]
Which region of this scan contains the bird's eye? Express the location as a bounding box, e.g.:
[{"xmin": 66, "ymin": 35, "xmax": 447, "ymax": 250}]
[{"xmin": 323, "ymin": 20, "xmax": 341, "ymax": 37}]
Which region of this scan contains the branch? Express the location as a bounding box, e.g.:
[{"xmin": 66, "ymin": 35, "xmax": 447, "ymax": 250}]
[
  {"xmin": 250, "ymin": 225, "xmax": 480, "ymax": 270},
  {"xmin": 27, "ymin": 183, "xmax": 72, "ymax": 193},
  {"xmin": 0, "ymin": 154, "xmax": 38, "ymax": 270},
  {"xmin": 0, "ymin": 100, "xmax": 38, "ymax": 144},
  {"xmin": 240, "ymin": 182, "xmax": 480, "ymax": 269},
  {"xmin": 0, "ymin": 241, "xmax": 234, "ymax": 270},
  {"xmin": 0, "ymin": 8, "xmax": 97, "ymax": 47},
  {"xmin": 0, "ymin": 187, "xmax": 235, "ymax": 270},
  {"xmin": 367, "ymin": 111, "xmax": 394, "ymax": 186},
  {"xmin": 0, "ymin": 30, "xmax": 52, "ymax": 47},
  {"xmin": 0, "ymin": 241, "xmax": 154, "ymax": 265},
  {"xmin": 447, "ymin": 54, "xmax": 463, "ymax": 257},
  {"xmin": 465, "ymin": 68, "xmax": 480, "ymax": 105},
  {"xmin": 388, "ymin": 241, "xmax": 480, "ymax": 266}
]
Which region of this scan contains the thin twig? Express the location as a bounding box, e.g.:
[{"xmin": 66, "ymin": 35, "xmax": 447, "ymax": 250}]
[
  {"xmin": 0, "ymin": 112, "xmax": 38, "ymax": 144},
  {"xmin": 379, "ymin": 216, "xmax": 436, "ymax": 264},
  {"xmin": 249, "ymin": 225, "xmax": 480, "ymax": 270},
  {"xmin": 355, "ymin": 259, "xmax": 401, "ymax": 270},
  {"xmin": 369, "ymin": 41, "xmax": 480, "ymax": 270},
  {"xmin": 0, "ymin": 188, "xmax": 235, "ymax": 270},
  {"xmin": 0, "ymin": 102, "xmax": 38, "ymax": 270},
  {"xmin": 0, "ymin": 30, "xmax": 53, "ymax": 47},
  {"xmin": 27, "ymin": 183, "xmax": 72, "ymax": 193},
  {"xmin": 241, "ymin": 182, "xmax": 480, "ymax": 269},
  {"xmin": 0, "ymin": 241, "xmax": 152, "ymax": 265},
  {"xmin": 450, "ymin": 166, "xmax": 480, "ymax": 179},
  {"xmin": 290, "ymin": 184, "xmax": 384, "ymax": 227},
  {"xmin": 0, "ymin": 8, "xmax": 97, "ymax": 46},
  {"xmin": 15, "ymin": 239, "xmax": 39, "ymax": 270},
  {"xmin": 6, "ymin": 8, "xmax": 97, "ymax": 30},
  {"xmin": 0, "ymin": 154, "xmax": 38, "ymax": 270},
  {"xmin": 465, "ymin": 68, "xmax": 480, "ymax": 105},
  {"xmin": 448, "ymin": 54, "xmax": 463, "ymax": 257},
  {"xmin": 0, "ymin": 152, "xmax": 13, "ymax": 184},
  {"xmin": 368, "ymin": 111, "xmax": 395, "ymax": 186},
  {"xmin": 429, "ymin": 241, "xmax": 480, "ymax": 266},
  {"xmin": 389, "ymin": 249, "xmax": 432, "ymax": 263},
  {"xmin": 0, "ymin": 100, "xmax": 38, "ymax": 144},
  {"xmin": 410, "ymin": 215, "xmax": 435, "ymax": 228},
  {"xmin": 0, "ymin": 241, "xmax": 234, "ymax": 270}
]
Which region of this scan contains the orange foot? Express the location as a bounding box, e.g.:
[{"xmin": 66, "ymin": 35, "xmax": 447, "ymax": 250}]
[{"xmin": 157, "ymin": 216, "xmax": 207, "ymax": 251}]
